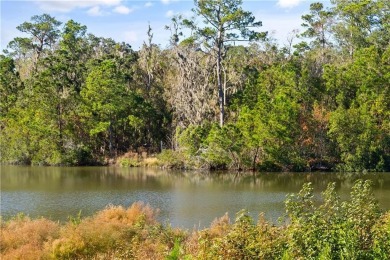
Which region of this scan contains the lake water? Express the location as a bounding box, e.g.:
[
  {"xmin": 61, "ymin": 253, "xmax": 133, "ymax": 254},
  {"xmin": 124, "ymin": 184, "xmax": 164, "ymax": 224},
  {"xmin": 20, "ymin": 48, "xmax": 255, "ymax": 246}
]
[{"xmin": 1, "ymin": 165, "xmax": 390, "ymax": 229}]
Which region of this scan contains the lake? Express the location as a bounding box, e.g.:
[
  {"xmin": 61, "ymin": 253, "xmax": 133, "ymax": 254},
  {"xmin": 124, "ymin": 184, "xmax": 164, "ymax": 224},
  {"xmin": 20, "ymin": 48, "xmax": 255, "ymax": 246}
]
[{"xmin": 1, "ymin": 165, "xmax": 390, "ymax": 229}]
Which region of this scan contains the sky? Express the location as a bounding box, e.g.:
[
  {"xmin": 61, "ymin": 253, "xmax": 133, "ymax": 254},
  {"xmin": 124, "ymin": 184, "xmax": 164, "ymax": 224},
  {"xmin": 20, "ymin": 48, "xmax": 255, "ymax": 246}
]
[{"xmin": 0, "ymin": 0, "xmax": 331, "ymax": 52}]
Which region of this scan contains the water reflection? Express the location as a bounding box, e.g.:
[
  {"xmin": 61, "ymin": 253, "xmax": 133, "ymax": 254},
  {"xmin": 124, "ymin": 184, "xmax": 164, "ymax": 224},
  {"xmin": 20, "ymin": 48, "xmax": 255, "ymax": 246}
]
[{"xmin": 1, "ymin": 166, "xmax": 389, "ymax": 229}]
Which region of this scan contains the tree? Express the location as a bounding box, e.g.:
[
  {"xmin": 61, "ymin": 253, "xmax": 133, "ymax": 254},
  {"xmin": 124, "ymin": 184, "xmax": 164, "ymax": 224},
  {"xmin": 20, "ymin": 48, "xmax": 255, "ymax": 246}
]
[
  {"xmin": 0, "ymin": 67, "xmax": 66, "ymax": 165},
  {"xmin": 138, "ymin": 25, "xmax": 158, "ymax": 92},
  {"xmin": 58, "ymin": 20, "xmax": 88, "ymax": 93},
  {"xmin": 300, "ymin": 2, "xmax": 334, "ymax": 60},
  {"xmin": 137, "ymin": 27, "xmax": 172, "ymax": 149},
  {"xmin": 184, "ymin": 0, "xmax": 266, "ymax": 126},
  {"xmin": 238, "ymin": 64, "xmax": 302, "ymax": 171},
  {"xmin": 325, "ymin": 46, "xmax": 390, "ymax": 171},
  {"xmin": 16, "ymin": 14, "xmax": 62, "ymax": 64},
  {"xmin": 373, "ymin": 0, "xmax": 390, "ymax": 50},
  {"xmin": 5, "ymin": 37, "xmax": 32, "ymax": 60},
  {"xmin": 330, "ymin": 0, "xmax": 388, "ymax": 57},
  {"xmin": 19, "ymin": 20, "xmax": 91, "ymax": 160},
  {"xmin": 0, "ymin": 55, "xmax": 22, "ymax": 118},
  {"xmin": 167, "ymin": 45, "xmax": 217, "ymax": 127},
  {"xmin": 82, "ymin": 60, "xmax": 129, "ymax": 156}
]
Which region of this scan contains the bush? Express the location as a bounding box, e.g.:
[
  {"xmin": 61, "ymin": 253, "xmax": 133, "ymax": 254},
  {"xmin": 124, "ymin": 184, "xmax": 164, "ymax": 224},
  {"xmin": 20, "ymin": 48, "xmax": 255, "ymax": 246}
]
[
  {"xmin": 0, "ymin": 215, "xmax": 60, "ymax": 260},
  {"xmin": 157, "ymin": 149, "xmax": 185, "ymax": 169},
  {"xmin": 1, "ymin": 182, "xmax": 389, "ymax": 259},
  {"xmin": 177, "ymin": 124, "xmax": 211, "ymax": 157},
  {"xmin": 49, "ymin": 203, "xmax": 186, "ymax": 259},
  {"xmin": 63, "ymin": 145, "xmax": 95, "ymax": 166},
  {"xmin": 140, "ymin": 157, "xmax": 160, "ymax": 167},
  {"xmin": 201, "ymin": 124, "xmax": 244, "ymax": 170},
  {"xmin": 284, "ymin": 180, "xmax": 382, "ymax": 259},
  {"xmin": 117, "ymin": 157, "xmax": 140, "ymax": 167},
  {"xmin": 372, "ymin": 212, "xmax": 390, "ymax": 259}
]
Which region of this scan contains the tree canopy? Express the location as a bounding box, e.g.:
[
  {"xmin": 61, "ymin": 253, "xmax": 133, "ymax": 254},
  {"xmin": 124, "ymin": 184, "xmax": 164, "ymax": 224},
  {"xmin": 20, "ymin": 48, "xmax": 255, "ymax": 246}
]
[{"xmin": 1, "ymin": 1, "xmax": 389, "ymax": 171}]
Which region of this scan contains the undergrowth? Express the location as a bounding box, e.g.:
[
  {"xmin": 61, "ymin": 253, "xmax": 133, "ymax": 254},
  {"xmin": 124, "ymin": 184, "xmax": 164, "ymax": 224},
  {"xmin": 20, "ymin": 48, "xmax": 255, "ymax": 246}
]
[{"xmin": 1, "ymin": 180, "xmax": 389, "ymax": 259}]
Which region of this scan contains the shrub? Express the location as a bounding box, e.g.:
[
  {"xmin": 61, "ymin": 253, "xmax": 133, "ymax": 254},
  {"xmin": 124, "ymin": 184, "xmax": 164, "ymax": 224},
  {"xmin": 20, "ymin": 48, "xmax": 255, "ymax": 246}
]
[
  {"xmin": 177, "ymin": 124, "xmax": 211, "ymax": 157},
  {"xmin": 0, "ymin": 215, "xmax": 60, "ymax": 260},
  {"xmin": 51, "ymin": 203, "xmax": 159, "ymax": 259},
  {"xmin": 141, "ymin": 157, "xmax": 159, "ymax": 167},
  {"xmin": 201, "ymin": 124, "xmax": 244, "ymax": 170},
  {"xmin": 188, "ymin": 210, "xmax": 286, "ymax": 259},
  {"xmin": 211, "ymin": 210, "xmax": 259, "ymax": 259},
  {"xmin": 284, "ymin": 180, "xmax": 382, "ymax": 259},
  {"xmin": 372, "ymin": 212, "xmax": 390, "ymax": 259},
  {"xmin": 117, "ymin": 157, "xmax": 140, "ymax": 167},
  {"xmin": 157, "ymin": 149, "xmax": 185, "ymax": 169},
  {"xmin": 1, "ymin": 182, "xmax": 389, "ymax": 259}
]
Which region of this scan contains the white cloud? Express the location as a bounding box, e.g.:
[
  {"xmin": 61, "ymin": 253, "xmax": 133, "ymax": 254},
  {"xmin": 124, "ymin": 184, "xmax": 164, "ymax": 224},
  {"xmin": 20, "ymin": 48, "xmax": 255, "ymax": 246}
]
[
  {"xmin": 277, "ymin": 0, "xmax": 305, "ymax": 8},
  {"xmin": 87, "ymin": 6, "xmax": 103, "ymax": 16},
  {"xmin": 34, "ymin": 0, "xmax": 122, "ymax": 13},
  {"xmin": 145, "ymin": 2, "xmax": 153, "ymax": 8},
  {"xmin": 113, "ymin": 5, "xmax": 133, "ymax": 14},
  {"xmin": 165, "ymin": 10, "xmax": 175, "ymax": 18},
  {"xmin": 161, "ymin": 0, "xmax": 179, "ymax": 5}
]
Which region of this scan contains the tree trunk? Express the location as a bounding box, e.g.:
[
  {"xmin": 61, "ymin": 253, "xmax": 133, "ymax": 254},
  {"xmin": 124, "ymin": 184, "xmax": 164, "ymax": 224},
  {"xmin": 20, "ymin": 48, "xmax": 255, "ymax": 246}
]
[
  {"xmin": 109, "ymin": 120, "xmax": 113, "ymax": 157},
  {"xmin": 217, "ymin": 32, "xmax": 224, "ymax": 127}
]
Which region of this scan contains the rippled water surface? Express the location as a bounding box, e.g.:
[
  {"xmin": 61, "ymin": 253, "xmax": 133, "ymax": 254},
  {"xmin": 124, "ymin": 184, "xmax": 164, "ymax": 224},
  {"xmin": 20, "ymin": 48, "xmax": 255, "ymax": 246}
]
[{"xmin": 1, "ymin": 166, "xmax": 389, "ymax": 228}]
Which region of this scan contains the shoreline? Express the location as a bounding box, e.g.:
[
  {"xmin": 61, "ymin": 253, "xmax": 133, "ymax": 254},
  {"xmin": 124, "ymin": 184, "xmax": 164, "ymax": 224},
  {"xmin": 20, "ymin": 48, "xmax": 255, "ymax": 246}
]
[{"xmin": 2, "ymin": 181, "xmax": 390, "ymax": 259}]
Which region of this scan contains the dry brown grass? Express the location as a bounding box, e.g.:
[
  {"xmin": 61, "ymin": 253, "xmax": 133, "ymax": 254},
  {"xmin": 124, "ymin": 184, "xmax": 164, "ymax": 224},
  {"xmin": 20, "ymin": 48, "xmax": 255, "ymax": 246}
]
[
  {"xmin": 208, "ymin": 212, "xmax": 231, "ymax": 237},
  {"xmin": 0, "ymin": 216, "xmax": 59, "ymax": 260},
  {"xmin": 140, "ymin": 157, "xmax": 159, "ymax": 167},
  {"xmin": 183, "ymin": 213, "xmax": 231, "ymax": 259},
  {"xmin": 92, "ymin": 202, "xmax": 157, "ymax": 226},
  {"xmin": 49, "ymin": 202, "xmax": 163, "ymax": 259},
  {"xmin": 2, "ymin": 200, "xmax": 388, "ymax": 259}
]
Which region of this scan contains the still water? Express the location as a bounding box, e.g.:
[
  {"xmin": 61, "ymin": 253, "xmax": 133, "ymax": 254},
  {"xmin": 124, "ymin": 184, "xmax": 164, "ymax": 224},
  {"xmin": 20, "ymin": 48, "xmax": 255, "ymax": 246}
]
[{"xmin": 1, "ymin": 165, "xmax": 390, "ymax": 229}]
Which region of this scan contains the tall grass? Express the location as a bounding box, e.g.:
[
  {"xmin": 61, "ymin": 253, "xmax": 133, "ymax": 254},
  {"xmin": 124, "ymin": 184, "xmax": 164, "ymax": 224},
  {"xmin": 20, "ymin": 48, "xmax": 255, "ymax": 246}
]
[
  {"xmin": 0, "ymin": 215, "xmax": 60, "ymax": 260},
  {"xmin": 1, "ymin": 181, "xmax": 389, "ymax": 259}
]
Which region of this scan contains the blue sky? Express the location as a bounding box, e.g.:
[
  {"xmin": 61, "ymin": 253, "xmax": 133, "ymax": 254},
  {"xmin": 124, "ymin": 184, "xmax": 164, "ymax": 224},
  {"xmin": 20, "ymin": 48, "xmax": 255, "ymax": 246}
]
[{"xmin": 1, "ymin": 0, "xmax": 330, "ymax": 52}]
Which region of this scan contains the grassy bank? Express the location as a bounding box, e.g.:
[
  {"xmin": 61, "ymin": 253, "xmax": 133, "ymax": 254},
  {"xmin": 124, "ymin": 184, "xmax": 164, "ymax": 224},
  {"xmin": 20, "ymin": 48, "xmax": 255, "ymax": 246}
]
[{"xmin": 1, "ymin": 180, "xmax": 389, "ymax": 259}]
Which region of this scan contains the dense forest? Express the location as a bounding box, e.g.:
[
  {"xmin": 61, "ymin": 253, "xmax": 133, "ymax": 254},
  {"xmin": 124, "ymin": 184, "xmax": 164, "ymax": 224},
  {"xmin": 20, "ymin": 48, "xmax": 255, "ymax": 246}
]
[{"xmin": 1, "ymin": 0, "xmax": 389, "ymax": 171}]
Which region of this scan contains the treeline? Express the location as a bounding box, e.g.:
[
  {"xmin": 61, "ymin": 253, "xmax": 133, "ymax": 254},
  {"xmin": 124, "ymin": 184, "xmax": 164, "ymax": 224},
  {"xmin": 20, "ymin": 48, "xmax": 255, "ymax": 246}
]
[
  {"xmin": 0, "ymin": 0, "xmax": 389, "ymax": 171},
  {"xmin": 1, "ymin": 180, "xmax": 390, "ymax": 259}
]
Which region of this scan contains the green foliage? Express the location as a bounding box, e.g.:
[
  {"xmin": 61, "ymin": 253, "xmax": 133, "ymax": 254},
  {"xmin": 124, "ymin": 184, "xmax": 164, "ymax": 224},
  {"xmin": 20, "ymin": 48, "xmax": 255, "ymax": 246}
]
[
  {"xmin": 0, "ymin": 55, "xmax": 22, "ymax": 118},
  {"xmin": 237, "ymin": 64, "xmax": 304, "ymax": 171},
  {"xmin": 177, "ymin": 124, "xmax": 211, "ymax": 157},
  {"xmin": 176, "ymin": 123, "xmax": 247, "ymax": 170},
  {"xmin": 202, "ymin": 124, "xmax": 244, "ymax": 169},
  {"xmin": 83, "ymin": 60, "xmax": 127, "ymax": 119},
  {"xmin": 301, "ymin": 2, "xmax": 333, "ymax": 49},
  {"xmin": 0, "ymin": 90, "xmax": 63, "ymax": 165},
  {"xmin": 68, "ymin": 211, "xmax": 82, "ymax": 226},
  {"xmin": 326, "ymin": 46, "xmax": 390, "ymax": 171},
  {"xmin": 157, "ymin": 150, "xmax": 185, "ymax": 169},
  {"xmin": 372, "ymin": 212, "xmax": 390, "ymax": 259},
  {"xmin": 184, "ymin": 0, "xmax": 266, "ymax": 126},
  {"xmin": 166, "ymin": 239, "xmax": 182, "ymax": 260},
  {"xmin": 117, "ymin": 157, "xmax": 140, "ymax": 167},
  {"xmin": 210, "ymin": 210, "xmax": 258, "ymax": 259},
  {"xmin": 331, "ymin": 0, "xmax": 389, "ymax": 55},
  {"xmin": 1, "ymin": 2, "xmax": 390, "ymax": 171},
  {"xmin": 284, "ymin": 180, "xmax": 383, "ymax": 259},
  {"xmin": 187, "ymin": 0, "xmax": 266, "ymax": 44},
  {"xmin": 16, "ymin": 13, "xmax": 62, "ymax": 58}
]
